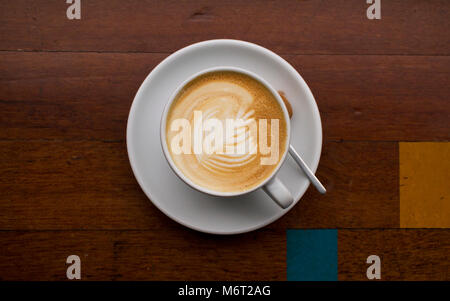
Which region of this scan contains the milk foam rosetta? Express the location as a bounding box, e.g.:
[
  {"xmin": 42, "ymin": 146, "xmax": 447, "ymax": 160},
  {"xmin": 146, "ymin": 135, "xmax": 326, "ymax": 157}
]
[{"xmin": 166, "ymin": 71, "xmax": 287, "ymax": 193}]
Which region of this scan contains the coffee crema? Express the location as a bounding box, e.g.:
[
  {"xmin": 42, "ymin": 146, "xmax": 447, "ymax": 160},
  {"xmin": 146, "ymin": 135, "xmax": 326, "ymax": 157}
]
[{"xmin": 166, "ymin": 71, "xmax": 287, "ymax": 193}]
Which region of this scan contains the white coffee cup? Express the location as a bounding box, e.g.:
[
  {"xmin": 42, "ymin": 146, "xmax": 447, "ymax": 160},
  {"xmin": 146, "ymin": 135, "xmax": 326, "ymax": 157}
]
[{"xmin": 160, "ymin": 66, "xmax": 293, "ymax": 209}]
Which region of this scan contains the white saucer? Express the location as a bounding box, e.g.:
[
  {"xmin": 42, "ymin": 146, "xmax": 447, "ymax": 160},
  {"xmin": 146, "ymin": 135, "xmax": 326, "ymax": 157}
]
[{"xmin": 127, "ymin": 40, "xmax": 323, "ymax": 235}]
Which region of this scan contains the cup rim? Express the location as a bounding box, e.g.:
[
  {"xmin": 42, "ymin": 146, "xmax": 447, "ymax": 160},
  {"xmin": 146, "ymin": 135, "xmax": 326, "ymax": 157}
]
[{"xmin": 160, "ymin": 66, "xmax": 291, "ymax": 197}]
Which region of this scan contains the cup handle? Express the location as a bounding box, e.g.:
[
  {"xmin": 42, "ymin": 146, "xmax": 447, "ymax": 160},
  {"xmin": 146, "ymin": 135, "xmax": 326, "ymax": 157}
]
[{"xmin": 262, "ymin": 176, "xmax": 293, "ymax": 209}]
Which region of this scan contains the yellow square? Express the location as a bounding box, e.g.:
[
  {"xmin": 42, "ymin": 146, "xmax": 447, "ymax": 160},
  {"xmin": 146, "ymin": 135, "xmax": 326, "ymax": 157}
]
[{"xmin": 400, "ymin": 142, "xmax": 450, "ymax": 228}]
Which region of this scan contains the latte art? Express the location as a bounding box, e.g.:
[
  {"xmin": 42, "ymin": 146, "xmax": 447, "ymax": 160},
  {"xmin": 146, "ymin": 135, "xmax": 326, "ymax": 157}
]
[
  {"xmin": 166, "ymin": 71, "xmax": 287, "ymax": 193},
  {"xmin": 195, "ymin": 105, "xmax": 258, "ymax": 173}
]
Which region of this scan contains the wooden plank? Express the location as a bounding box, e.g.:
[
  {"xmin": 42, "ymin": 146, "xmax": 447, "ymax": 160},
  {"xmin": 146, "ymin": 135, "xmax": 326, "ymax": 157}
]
[
  {"xmin": 0, "ymin": 52, "xmax": 167, "ymax": 140},
  {"xmin": 0, "ymin": 0, "xmax": 447, "ymax": 282},
  {"xmin": 0, "ymin": 229, "xmax": 285, "ymax": 280},
  {"xmin": 0, "ymin": 140, "xmax": 398, "ymax": 230},
  {"xmin": 277, "ymin": 141, "xmax": 398, "ymax": 229},
  {"xmin": 1, "ymin": 52, "xmax": 448, "ymax": 141},
  {"xmin": 1, "ymin": 229, "xmax": 448, "ymax": 280},
  {"xmin": 291, "ymin": 55, "xmax": 450, "ymax": 141},
  {"xmin": 0, "ymin": 0, "xmax": 448, "ymax": 55},
  {"xmin": 400, "ymin": 142, "xmax": 450, "ymax": 228},
  {"xmin": 0, "ymin": 140, "xmax": 164, "ymax": 231},
  {"xmin": 338, "ymin": 229, "xmax": 450, "ymax": 280}
]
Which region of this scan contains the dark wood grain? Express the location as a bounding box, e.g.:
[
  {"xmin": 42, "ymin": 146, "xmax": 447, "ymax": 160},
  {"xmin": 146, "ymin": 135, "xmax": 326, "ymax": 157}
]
[
  {"xmin": 0, "ymin": 0, "xmax": 449, "ymax": 281},
  {"xmin": 0, "ymin": 52, "xmax": 167, "ymax": 140},
  {"xmin": 1, "ymin": 52, "xmax": 448, "ymax": 141},
  {"xmin": 0, "ymin": 229, "xmax": 285, "ymax": 280},
  {"xmin": 278, "ymin": 141, "xmax": 398, "ymax": 229},
  {"xmin": 338, "ymin": 230, "xmax": 450, "ymax": 280},
  {"xmin": 1, "ymin": 229, "xmax": 447, "ymax": 280},
  {"xmin": 0, "ymin": 140, "xmax": 398, "ymax": 230},
  {"xmin": 0, "ymin": 0, "xmax": 448, "ymax": 55}
]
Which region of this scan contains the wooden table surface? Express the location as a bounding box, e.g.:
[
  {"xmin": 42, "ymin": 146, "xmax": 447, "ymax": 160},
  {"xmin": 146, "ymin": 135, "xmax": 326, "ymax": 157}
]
[{"xmin": 0, "ymin": 0, "xmax": 449, "ymax": 280}]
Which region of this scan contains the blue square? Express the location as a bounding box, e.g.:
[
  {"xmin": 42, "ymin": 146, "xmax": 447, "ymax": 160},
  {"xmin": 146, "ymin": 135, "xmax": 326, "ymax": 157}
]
[{"xmin": 287, "ymin": 229, "xmax": 338, "ymax": 281}]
